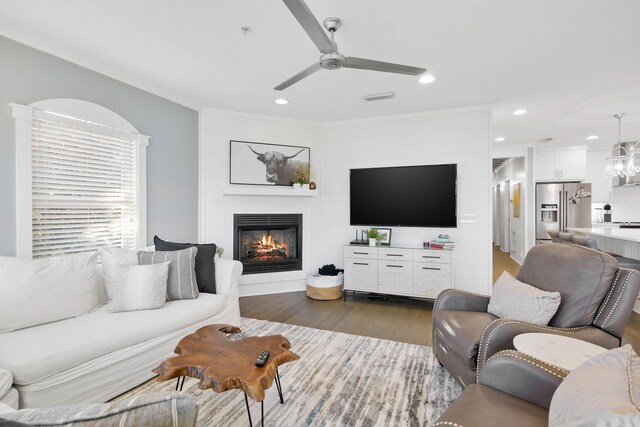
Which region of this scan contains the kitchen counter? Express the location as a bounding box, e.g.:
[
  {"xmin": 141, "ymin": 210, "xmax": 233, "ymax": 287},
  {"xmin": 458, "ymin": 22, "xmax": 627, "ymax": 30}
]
[
  {"xmin": 567, "ymin": 227, "xmax": 640, "ymax": 259},
  {"xmin": 568, "ymin": 227, "xmax": 640, "ymax": 243}
]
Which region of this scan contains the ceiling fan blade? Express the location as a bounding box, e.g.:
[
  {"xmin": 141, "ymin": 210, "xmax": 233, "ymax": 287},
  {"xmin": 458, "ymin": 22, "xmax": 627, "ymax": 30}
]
[
  {"xmin": 283, "ymin": 0, "xmax": 335, "ymax": 53},
  {"xmin": 344, "ymin": 57, "xmax": 426, "ymax": 76},
  {"xmin": 274, "ymin": 62, "xmax": 322, "ymax": 91}
]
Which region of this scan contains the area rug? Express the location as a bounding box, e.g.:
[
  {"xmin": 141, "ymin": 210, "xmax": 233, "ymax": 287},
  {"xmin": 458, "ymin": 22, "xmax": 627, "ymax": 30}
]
[{"xmin": 118, "ymin": 318, "xmax": 461, "ymax": 426}]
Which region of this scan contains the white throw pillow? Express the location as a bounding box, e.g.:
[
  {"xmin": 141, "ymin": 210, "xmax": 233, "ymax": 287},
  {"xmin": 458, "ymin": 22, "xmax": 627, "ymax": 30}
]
[
  {"xmin": 98, "ymin": 247, "xmax": 139, "ymax": 300},
  {"xmin": 549, "ymin": 345, "xmax": 640, "ymax": 426},
  {"xmin": 110, "ymin": 262, "xmax": 169, "ymax": 313},
  {"xmin": 488, "ymin": 271, "xmax": 561, "ymax": 326},
  {"xmin": 0, "ymin": 252, "xmax": 99, "ymax": 333}
]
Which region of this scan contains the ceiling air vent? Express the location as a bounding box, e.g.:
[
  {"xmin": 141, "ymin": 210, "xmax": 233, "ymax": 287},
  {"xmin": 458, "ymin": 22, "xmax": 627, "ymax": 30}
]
[
  {"xmin": 364, "ymin": 92, "xmax": 394, "ymax": 102},
  {"xmin": 538, "ymin": 137, "xmax": 554, "ymax": 143}
]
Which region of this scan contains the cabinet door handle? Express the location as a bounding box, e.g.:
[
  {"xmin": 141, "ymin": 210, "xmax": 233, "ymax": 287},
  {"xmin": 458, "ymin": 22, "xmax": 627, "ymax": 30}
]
[
  {"xmin": 354, "ymin": 262, "xmax": 369, "ymax": 266},
  {"xmin": 386, "ymin": 264, "xmax": 403, "ymax": 268},
  {"xmin": 555, "ymin": 170, "xmax": 558, "ymax": 178},
  {"xmin": 353, "ymin": 252, "xmax": 368, "ymax": 255},
  {"xmin": 422, "ymin": 267, "xmax": 441, "ymax": 271},
  {"xmin": 560, "ymin": 169, "xmax": 563, "ymax": 178},
  {"xmin": 422, "ymin": 255, "xmax": 441, "ymax": 259},
  {"xmin": 387, "ymin": 253, "xmax": 404, "ymax": 257}
]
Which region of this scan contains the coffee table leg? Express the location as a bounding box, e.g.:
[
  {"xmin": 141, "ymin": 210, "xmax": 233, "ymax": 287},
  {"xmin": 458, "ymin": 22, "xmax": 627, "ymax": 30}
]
[
  {"xmin": 243, "ymin": 394, "xmax": 264, "ymax": 427},
  {"xmin": 244, "ymin": 394, "xmax": 253, "ymax": 427},
  {"xmin": 275, "ymin": 368, "xmax": 284, "ymax": 404},
  {"xmin": 175, "ymin": 376, "xmax": 186, "ymax": 391}
]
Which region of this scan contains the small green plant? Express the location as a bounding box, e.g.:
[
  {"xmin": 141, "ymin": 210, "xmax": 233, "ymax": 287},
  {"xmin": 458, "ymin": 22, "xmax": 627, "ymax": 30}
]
[
  {"xmin": 216, "ymin": 246, "xmax": 224, "ymax": 257},
  {"xmin": 292, "ymin": 176, "xmax": 310, "ymax": 185},
  {"xmin": 365, "ymin": 228, "xmax": 384, "ymax": 241}
]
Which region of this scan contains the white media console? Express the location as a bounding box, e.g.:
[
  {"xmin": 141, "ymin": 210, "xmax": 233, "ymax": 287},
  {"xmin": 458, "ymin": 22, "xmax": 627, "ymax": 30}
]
[{"xmin": 343, "ymin": 244, "xmax": 453, "ymax": 300}]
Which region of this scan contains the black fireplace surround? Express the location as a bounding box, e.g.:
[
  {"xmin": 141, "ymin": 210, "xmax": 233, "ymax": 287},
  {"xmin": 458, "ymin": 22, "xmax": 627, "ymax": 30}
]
[{"xmin": 233, "ymin": 214, "xmax": 302, "ymax": 275}]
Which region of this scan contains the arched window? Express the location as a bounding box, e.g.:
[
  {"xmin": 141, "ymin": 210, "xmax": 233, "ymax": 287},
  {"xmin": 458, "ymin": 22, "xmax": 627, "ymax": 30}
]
[{"xmin": 11, "ymin": 99, "xmax": 149, "ymax": 258}]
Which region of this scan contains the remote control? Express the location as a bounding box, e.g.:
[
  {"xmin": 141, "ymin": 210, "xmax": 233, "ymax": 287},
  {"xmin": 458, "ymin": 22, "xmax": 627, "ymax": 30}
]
[{"xmin": 255, "ymin": 350, "xmax": 270, "ymax": 367}]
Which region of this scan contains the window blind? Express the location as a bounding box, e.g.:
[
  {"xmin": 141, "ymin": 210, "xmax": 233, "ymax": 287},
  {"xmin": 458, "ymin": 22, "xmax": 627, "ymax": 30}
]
[{"xmin": 31, "ymin": 116, "xmax": 138, "ymax": 258}]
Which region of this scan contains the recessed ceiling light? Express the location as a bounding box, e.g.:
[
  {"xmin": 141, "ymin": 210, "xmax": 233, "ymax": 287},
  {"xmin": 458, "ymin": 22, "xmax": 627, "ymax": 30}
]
[
  {"xmin": 586, "ymin": 135, "xmax": 599, "ymax": 140},
  {"xmin": 513, "ymin": 109, "xmax": 527, "ymax": 115},
  {"xmin": 494, "ymin": 137, "xmax": 505, "ymax": 142},
  {"xmin": 274, "ymin": 98, "xmax": 288, "ymax": 105},
  {"xmin": 418, "ymin": 74, "xmax": 436, "ymax": 84}
]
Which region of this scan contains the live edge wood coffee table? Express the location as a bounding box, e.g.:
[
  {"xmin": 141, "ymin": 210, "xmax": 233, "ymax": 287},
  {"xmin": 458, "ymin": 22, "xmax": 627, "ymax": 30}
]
[{"xmin": 153, "ymin": 324, "xmax": 299, "ymax": 427}]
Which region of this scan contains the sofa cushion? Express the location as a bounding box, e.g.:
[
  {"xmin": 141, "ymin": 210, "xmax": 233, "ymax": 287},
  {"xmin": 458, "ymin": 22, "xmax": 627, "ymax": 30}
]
[
  {"xmin": 1, "ymin": 393, "xmax": 197, "ymax": 427},
  {"xmin": 488, "ymin": 271, "xmax": 561, "ymax": 326},
  {"xmin": 98, "ymin": 247, "xmax": 139, "ymax": 301},
  {"xmin": 154, "ymin": 236, "xmax": 217, "ymax": 294},
  {"xmin": 434, "ymin": 384, "xmax": 548, "ymax": 427},
  {"xmin": 110, "ymin": 263, "xmax": 169, "ymax": 313},
  {"xmin": 516, "ymin": 243, "xmax": 618, "ymax": 328},
  {"xmin": 0, "ymin": 253, "xmax": 99, "ymax": 333},
  {"xmin": 0, "ymin": 293, "xmax": 226, "ymax": 385},
  {"xmin": 433, "ymin": 310, "xmax": 498, "ymax": 370},
  {"xmin": 0, "ymin": 369, "xmax": 12, "ymax": 399},
  {"xmin": 138, "ymin": 247, "xmax": 199, "ymax": 301},
  {"xmin": 549, "ymin": 344, "xmax": 640, "ymax": 426}
]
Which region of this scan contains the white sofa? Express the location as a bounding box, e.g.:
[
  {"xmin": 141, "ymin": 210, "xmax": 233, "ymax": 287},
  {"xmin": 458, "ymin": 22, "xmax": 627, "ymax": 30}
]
[{"xmin": 0, "ymin": 257, "xmax": 242, "ymax": 409}]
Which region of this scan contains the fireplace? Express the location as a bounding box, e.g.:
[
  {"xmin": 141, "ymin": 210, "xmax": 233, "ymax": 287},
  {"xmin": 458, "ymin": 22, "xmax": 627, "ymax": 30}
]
[{"xmin": 233, "ymin": 214, "xmax": 302, "ymax": 274}]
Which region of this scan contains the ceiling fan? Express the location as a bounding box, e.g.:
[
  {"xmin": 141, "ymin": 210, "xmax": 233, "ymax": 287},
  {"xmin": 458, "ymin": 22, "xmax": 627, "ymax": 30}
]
[{"xmin": 274, "ymin": 0, "xmax": 427, "ymax": 91}]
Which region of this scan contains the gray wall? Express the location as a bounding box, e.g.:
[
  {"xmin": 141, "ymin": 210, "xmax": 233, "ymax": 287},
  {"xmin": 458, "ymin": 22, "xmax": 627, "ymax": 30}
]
[{"xmin": 0, "ymin": 36, "xmax": 199, "ymax": 256}]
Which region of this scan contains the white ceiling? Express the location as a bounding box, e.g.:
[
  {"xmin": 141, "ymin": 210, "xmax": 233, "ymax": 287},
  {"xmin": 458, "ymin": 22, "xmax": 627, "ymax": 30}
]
[{"xmin": 1, "ymin": 0, "xmax": 640, "ymax": 149}]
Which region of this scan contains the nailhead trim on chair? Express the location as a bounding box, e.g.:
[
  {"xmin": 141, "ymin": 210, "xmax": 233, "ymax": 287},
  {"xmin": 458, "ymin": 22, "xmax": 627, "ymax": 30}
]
[
  {"xmin": 601, "ymin": 270, "xmax": 633, "ymax": 327},
  {"xmin": 433, "ymin": 422, "xmax": 463, "ymax": 427},
  {"xmin": 476, "ymin": 320, "xmax": 595, "ymax": 382},
  {"xmin": 485, "ymin": 350, "xmax": 569, "ymax": 379},
  {"xmin": 594, "ymin": 269, "xmax": 621, "ymax": 323}
]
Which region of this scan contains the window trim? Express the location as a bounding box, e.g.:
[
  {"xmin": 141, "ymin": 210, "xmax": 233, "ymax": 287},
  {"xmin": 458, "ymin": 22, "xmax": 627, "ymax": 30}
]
[{"xmin": 11, "ymin": 99, "xmax": 149, "ymax": 259}]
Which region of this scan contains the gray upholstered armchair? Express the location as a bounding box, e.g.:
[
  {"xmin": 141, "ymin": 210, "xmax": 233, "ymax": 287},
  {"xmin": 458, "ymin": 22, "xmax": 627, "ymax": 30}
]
[
  {"xmin": 432, "ymin": 243, "xmax": 640, "ymax": 388},
  {"xmin": 434, "ymin": 350, "xmax": 567, "ymax": 426}
]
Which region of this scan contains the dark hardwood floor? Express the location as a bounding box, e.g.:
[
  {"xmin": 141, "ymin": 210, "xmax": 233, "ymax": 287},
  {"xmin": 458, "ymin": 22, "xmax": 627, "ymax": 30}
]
[{"xmin": 240, "ymin": 246, "xmax": 640, "ymax": 353}]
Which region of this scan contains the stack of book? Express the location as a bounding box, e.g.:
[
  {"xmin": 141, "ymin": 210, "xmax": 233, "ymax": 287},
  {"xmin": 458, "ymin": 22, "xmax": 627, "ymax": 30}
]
[{"xmin": 429, "ymin": 238, "xmax": 455, "ymax": 250}]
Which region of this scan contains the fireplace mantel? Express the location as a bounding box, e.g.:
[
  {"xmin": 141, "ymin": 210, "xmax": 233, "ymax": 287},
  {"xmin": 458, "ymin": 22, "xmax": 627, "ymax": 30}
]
[{"xmin": 223, "ymin": 186, "xmax": 319, "ymax": 197}]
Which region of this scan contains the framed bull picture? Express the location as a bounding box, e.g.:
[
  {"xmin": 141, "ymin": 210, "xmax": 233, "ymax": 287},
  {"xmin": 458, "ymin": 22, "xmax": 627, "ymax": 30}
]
[{"xmin": 229, "ymin": 140, "xmax": 311, "ymax": 186}]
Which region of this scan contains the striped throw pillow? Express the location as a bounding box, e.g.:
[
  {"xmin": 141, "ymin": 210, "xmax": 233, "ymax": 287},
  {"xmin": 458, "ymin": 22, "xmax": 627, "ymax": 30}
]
[{"xmin": 138, "ymin": 247, "xmax": 199, "ymax": 300}]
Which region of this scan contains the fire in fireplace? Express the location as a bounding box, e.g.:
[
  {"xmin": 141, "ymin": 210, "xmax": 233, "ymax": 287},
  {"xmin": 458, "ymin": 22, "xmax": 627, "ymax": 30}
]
[
  {"xmin": 241, "ymin": 230, "xmax": 293, "ymax": 261},
  {"xmin": 233, "ymin": 214, "xmax": 302, "ymax": 274}
]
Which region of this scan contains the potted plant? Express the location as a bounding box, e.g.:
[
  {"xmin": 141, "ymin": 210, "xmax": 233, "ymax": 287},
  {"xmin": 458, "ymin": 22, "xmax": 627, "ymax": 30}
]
[
  {"xmin": 292, "ymin": 177, "xmax": 310, "ymax": 189},
  {"xmin": 365, "ymin": 228, "xmax": 383, "ymax": 246}
]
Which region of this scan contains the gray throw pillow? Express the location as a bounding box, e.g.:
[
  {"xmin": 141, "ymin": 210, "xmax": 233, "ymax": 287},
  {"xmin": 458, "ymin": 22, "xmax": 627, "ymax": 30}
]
[
  {"xmin": 488, "ymin": 271, "xmax": 561, "ymax": 326},
  {"xmin": 138, "ymin": 247, "xmax": 199, "ymax": 300},
  {"xmin": 110, "ymin": 263, "xmax": 169, "ymax": 313},
  {"xmin": 549, "ymin": 345, "xmax": 640, "ymax": 426}
]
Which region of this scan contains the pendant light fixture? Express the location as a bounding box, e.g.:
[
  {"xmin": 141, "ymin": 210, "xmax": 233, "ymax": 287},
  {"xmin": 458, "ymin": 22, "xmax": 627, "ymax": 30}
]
[{"xmin": 604, "ymin": 113, "xmax": 640, "ymax": 177}]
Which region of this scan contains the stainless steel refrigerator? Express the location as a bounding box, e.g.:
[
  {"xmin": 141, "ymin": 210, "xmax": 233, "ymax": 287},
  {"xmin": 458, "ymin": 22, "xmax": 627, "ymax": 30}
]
[{"xmin": 536, "ymin": 183, "xmax": 592, "ymax": 243}]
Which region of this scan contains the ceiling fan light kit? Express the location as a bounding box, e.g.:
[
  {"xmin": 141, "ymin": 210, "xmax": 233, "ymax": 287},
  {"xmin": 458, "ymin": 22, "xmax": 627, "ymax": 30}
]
[{"xmin": 275, "ymin": 0, "xmax": 426, "ymax": 91}]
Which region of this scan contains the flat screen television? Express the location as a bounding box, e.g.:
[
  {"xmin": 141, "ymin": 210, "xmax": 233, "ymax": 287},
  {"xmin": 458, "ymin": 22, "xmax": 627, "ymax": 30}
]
[{"xmin": 350, "ymin": 164, "xmax": 457, "ymax": 228}]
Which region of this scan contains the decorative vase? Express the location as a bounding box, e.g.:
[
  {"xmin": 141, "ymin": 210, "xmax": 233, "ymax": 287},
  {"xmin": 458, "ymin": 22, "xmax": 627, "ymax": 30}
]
[
  {"xmin": 301, "ymin": 184, "xmax": 309, "ymax": 190},
  {"xmin": 369, "ymin": 238, "xmax": 376, "ymax": 246},
  {"xmin": 293, "ymin": 183, "xmax": 302, "ymax": 189}
]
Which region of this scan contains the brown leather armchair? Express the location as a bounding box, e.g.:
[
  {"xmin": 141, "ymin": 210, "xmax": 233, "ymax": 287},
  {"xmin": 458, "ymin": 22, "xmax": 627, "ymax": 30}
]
[
  {"xmin": 434, "ymin": 350, "xmax": 567, "ymax": 426},
  {"xmin": 432, "ymin": 243, "xmax": 640, "ymax": 388}
]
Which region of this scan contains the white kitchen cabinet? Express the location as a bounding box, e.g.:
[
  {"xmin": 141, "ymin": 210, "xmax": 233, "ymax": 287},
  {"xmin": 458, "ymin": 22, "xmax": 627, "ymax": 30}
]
[
  {"xmin": 344, "ymin": 245, "xmax": 453, "ymax": 299},
  {"xmin": 536, "ymin": 149, "xmax": 586, "ymax": 182},
  {"xmin": 586, "ymin": 150, "xmax": 613, "ymax": 202}
]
